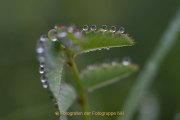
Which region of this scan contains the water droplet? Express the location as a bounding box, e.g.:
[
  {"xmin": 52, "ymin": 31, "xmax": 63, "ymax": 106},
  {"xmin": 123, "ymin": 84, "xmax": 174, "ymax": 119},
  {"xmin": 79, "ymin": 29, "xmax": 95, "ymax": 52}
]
[
  {"xmin": 122, "ymin": 57, "xmax": 131, "ymax": 66},
  {"xmin": 48, "ymin": 29, "xmax": 57, "ymax": 42},
  {"xmin": 106, "ymin": 47, "xmax": 110, "ymax": 50},
  {"xmin": 67, "ymin": 26, "xmax": 74, "ymax": 33},
  {"xmin": 54, "ymin": 25, "xmax": 59, "ymax": 30},
  {"xmin": 67, "ymin": 25, "xmax": 78, "ymax": 33},
  {"xmin": 42, "ymin": 80, "xmax": 49, "ymax": 88},
  {"xmin": 110, "ymin": 26, "xmax": 116, "ymax": 33},
  {"xmin": 39, "ymin": 64, "xmax": 45, "ymax": 74},
  {"xmin": 90, "ymin": 25, "xmax": 97, "ymax": 31},
  {"xmin": 57, "ymin": 32, "xmax": 67, "ymax": 38},
  {"xmin": 43, "ymin": 84, "xmax": 48, "ymax": 89},
  {"xmin": 83, "ymin": 25, "xmax": 88, "ymax": 31},
  {"xmin": 36, "ymin": 47, "xmax": 44, "ymax": 54},
  {"xmin": 102, "ymin": 25, "xmax": 108, "ymax": 32},
  {"xmin": 119, "ymin": 27, "xmax": 125, "ymax": 34},
  {"xmin": 41, "ymin": 79, "xmax": 46, "ymax": 83},
  {"xmin": 98, "ymin": 48, "xmax": 102, "ymax": 50},
  {"xmin": 40, "ymin": 35, "xmax": 48, "ymax": 42}
]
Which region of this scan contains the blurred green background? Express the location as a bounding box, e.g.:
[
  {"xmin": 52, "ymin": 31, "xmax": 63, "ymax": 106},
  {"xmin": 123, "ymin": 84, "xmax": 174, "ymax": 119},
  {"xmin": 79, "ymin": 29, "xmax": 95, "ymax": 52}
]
[{"xmin": 0, "ymin": 0, "xmax": 180, "ymax": 120}]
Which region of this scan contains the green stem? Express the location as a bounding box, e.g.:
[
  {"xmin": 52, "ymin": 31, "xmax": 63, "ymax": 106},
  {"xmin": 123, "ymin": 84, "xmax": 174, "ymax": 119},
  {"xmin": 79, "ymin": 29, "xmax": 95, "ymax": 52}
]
[{"xmin": 65, "ymin": 49, "xmax": 89, "ymax": 120}]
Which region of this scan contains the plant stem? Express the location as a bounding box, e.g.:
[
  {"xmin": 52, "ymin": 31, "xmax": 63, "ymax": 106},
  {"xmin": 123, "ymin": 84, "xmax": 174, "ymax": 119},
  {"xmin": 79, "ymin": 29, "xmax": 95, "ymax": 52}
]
[
  {"xmin": 117, "ymin": 8, "xmax": 180, "ymax": 120},
  {"xmin": 65, "ymin": 49, "xmax": 89, "ymax": 120}
]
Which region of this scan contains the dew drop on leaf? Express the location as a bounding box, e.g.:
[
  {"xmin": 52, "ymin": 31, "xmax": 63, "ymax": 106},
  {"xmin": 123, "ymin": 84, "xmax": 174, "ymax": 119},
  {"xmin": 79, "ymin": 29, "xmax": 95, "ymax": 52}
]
[
  {"xmin": 48, "ymin": 29, "xmax": 58, "ymax": 42},
  {"xmin": 42, "ymin": 83, "xmax": 48, "ymax": 89},
  {"xmin": 67, "ymin": 25, "xmax": 76, "ymax": 33},
  {"xmin": 68, "ymin": 25, "xmax": 78, "ymax": 33},
  {"xmin": 40, "ymin": 35, "xmax": 48, "ymax": 42},
  {"xmin": 119, "ymin": 27, "xmax": 125, "ymax": 34},
  {"xmin": 102, "ymin": 25, "xmax": 108, "ymax": 32},
  {"xmin": 57, "ymin": 32, "xmax": 67, "ymax": 38},
  {"xmin": 39, "ymin": 64, "xmax": 45, "ymax": 74},
  {"xmin": 41, "ymin": 75, "xmax": 47, "ymax": 82},
  {"xmin": 41, "ymin": 79, "xmax": 49, "ymax": 88},
  {"xmin": 90, "ymin": 25, "xmax": 97, "ymax": 31},
  {"xmin": 106, "ymin": 47, "xmax": 110, "ymax": 50},
  {"xmin": 110, "ymin": 26, "xmax": 116, "ymax": 33},
  {"xmin": 37, "ymin": 35, "xmax": 47, "ymax": 63},
  {"xmin": 41, "ymin": 79, "xmax": 46, "ymax": 83},
  {"xmin": 36, "ymin": 47, "xmax": 44, "ymax": 54},
  {"xmin": 83, "ymin": 25, "xmax": 89, "ymax": 31},
  {"xmin": 122, "ymin": 57, "xmax": 131, "ymax": 66},
  {"xmin": 54, "ymin": 25, "xmax": 59, "ymax": 30}
]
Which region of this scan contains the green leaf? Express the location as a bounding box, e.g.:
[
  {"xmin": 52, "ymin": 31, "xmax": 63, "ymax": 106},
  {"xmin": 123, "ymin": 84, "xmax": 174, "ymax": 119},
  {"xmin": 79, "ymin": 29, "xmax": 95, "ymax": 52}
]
[
  {"xmin": 38, "ymin": 36, "xmax": 76, "ymax": 119},
  {"xmin": 44, "ymin": 41, "xmax": 65, "ymax": 99},
  {"xmin": 57, "ymin": 84, "xmax": 76, "ymax": 112},
  {"xmin": 53, "ymin": 25, "xmax": 134, "ymax": 55},
  {"xmin": 69, "ymin": 32, "xmax": 134, "ymax": 54},
  {"xmin": 80, "ymin": 62, "xmax": 138, "ymax": 92}
]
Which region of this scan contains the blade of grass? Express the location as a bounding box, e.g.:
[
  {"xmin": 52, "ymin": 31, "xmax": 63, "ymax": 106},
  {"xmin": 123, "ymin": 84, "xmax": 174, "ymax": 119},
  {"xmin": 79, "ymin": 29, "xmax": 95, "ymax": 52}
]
[{"xmin": 117, "ymin": 8, "xmax": 180, "ymax": 120}]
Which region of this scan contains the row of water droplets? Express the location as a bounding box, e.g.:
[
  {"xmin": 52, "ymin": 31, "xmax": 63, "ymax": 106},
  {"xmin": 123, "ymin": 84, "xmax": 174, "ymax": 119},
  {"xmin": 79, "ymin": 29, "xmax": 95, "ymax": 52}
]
[
  {"xmin": 122, "ymin": 57, "xmax": 131, "ymax": 66},
  {"xmin": 36, "ymin": 35, "xmax": 60, "ymax": 116},
  {"xmin": 82, "ymin": 25, "xmax": 125, "ymax": 34},
  {"xmin": 111, "ymin": 58, "xmax": 131, "ymax": 66},
  {"xmin": 47, "ymin": 25, "xmax": 126, "ymax": 53},
  {"xmin": 48, "ymin": 25, "xmax": 125, "ymax": 44},
  {"xmin": 48, "ymin": 25, "xmax": 81, "ymax": 42},
  {"xmin": 87, "ymin": 58, "xmax": 131, "ymax": 71},
  {"xmin": 48, "ymin": 25, "xmax": 82, "ymax": 52},
  {"xmin": 36, "ymin": 35, "xmax": 49, "ymax": 89}
]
